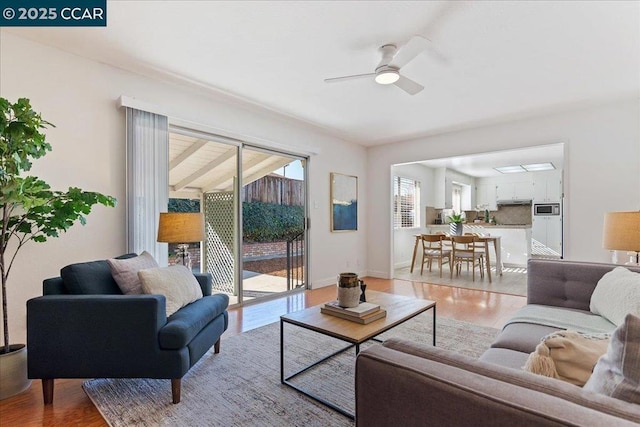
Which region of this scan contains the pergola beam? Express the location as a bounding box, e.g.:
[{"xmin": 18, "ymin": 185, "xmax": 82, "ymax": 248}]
[
  {"xmin": 202, "ymin": 153, "xmax": 273, "ymax": 193},
  {"xmin": 173, "ymin": 147, "xmax": 236, "ymax": 191},
  {"xmin": 170, "ymin": 139, "xmax": 208, "ymax": 171}
]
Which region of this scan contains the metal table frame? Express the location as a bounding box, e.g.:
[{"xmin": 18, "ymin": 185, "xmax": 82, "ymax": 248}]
[{"xmin": 280, "ymin": 305, "xmax": 436, "ymax": 419}]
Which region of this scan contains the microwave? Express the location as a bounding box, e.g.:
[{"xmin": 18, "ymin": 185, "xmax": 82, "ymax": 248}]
[{"xmin": 534, "ymin": 203, "xmax": 560, "ymax": 216}]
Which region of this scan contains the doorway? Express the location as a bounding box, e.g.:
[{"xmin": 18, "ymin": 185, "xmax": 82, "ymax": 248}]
[
  {"xmin": 391, "ymin": 143, "xmax": 565, "ymax": 296},
  {"xmin": 241, "ymin": 148, "xmax": 307, "ymax": 301}
]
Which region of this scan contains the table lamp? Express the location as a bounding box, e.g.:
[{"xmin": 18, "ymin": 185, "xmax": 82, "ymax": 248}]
[
  {"xmin": 602, "ymin": 211, "xmax": 640, "ymax": 265},
  {"xmin": 157, "ymin": 212, "xmax": 204, "ymax": 269}
]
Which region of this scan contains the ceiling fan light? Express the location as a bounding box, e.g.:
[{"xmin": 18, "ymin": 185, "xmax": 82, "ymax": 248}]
[{"xmin": 375, "ymin": 70, "xmax": 400, "ymax": 85}]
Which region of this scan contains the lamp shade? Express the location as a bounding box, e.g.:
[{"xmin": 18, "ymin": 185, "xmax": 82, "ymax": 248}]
[
  {"xmin": 157, "ymin": 212, "xmax": 204, "ymax": 243},
  {"xmin": 602, "ymin": 211, "xmax": 640, "ymax": 251}
]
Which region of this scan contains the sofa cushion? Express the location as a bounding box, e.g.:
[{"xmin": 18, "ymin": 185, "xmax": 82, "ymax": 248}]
[
  {"xmin": 505, "ymin": 304, "xmax": 616, "ymax": 334},
  {"xmin": 107, "ymin": 251, "xmax": 159, "ymax": 295},
  {"xmin": 479, "ymin": 347, "xmax": 529, "ymax": 370},
  {"xmin": 139, "ymin": 265, "xmax": 203, "ymax": 317},
  {"xmin": 158, "ymin": 293, "xmax": 229, "ymax": 349},
  {"xmin": 590, "ymin": 267, "xmax": 640, "ymax": 327},
  {"xmin": 491, "ymin": 323, "xmax": 562, "ymax": 353},
  {"xmin": 61, "ymin": 254, "xmax": 137, "ymax": 295},
  {"xmin": 584, "ymin": 314, "xmax": 640, "ymax": 404}
]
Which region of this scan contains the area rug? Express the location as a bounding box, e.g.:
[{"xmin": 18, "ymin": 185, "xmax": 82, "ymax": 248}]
[{"xmin": 84, "ymin": 316, "xmax": 499, "ymax": 426}]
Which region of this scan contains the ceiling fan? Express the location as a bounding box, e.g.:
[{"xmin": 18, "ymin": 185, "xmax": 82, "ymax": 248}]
[{"xmin": 324, "ymin": 35, "xmax": 434, "ymax": 95}]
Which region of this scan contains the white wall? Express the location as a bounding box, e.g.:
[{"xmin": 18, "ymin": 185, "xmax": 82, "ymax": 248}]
[
  {"xmin": 0, "ymin": 32, "xmax": 367, "ymax": 344},
  {"xmin": 391, "ymin": 163, "xmax": 434, "ymax": 268},
  {"xmin": 367, "ymin": 98, "xmax": 640, "ymax": 279}
]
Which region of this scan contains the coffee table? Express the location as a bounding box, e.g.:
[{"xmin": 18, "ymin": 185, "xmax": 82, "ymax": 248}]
[{"xmin": 280, "ymin": 290, "xmax": 436, "ymax": 419}]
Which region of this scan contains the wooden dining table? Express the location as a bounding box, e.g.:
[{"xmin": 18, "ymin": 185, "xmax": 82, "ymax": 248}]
[{"xmin": 409, "ymin": 234, "xmax": 503, "ymax": 282}]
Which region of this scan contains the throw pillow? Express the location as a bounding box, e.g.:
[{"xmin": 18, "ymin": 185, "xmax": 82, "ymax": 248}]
[
  {"xmin": 61, "ymin": 254, "xmax": 138, "ymax": 294},
  {"xmin": 138, "ymin": 265, "xmax": 203, "ymax": 317},
  {"xmin": 523, "ymin": 330, "xmax": 610, "ymax": 386},
  {"xmin": 590, "ymin": 267, "xmax": 640, "ymax": 326},
  {"xmin": 583, "ymin": 314, "xmax": 640, "ymax": 404},
  {"xmin": 107, "ymin": 251, "xmax": 159, "ymax": 295}
]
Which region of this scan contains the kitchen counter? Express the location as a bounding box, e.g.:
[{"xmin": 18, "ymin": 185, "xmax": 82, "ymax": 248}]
[{"xmin": 426, "ymin": 224, "xmax": 532, "ymax": 267}]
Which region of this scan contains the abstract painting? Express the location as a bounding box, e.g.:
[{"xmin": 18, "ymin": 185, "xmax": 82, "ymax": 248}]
[{"xmin": 330, "ymin": 173, "xmax": 357, "ymax": 231}]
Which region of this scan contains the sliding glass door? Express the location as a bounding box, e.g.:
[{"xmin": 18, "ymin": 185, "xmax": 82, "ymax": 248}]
[
  {"xmin": 241, "ymin": 146, "xmax": 307, "ymax": 301},
  {"xmin": 168, "ymin": 128, "xmax": 241, "ymax": 303},
  {"xmin": 168, "ymin": 126, "xmax": 308, "ymax": 305}
]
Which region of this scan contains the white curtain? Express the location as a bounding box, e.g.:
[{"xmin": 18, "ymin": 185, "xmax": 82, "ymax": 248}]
[{"xmin": 126, "ymin": 108, "xmax": 169, "ymax": 265}]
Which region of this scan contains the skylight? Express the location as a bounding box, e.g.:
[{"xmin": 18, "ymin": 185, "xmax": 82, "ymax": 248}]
[
  {"xmin": 494, "ymin": 165, "xmax": 526, "ymax": 174},
  {"xmin": 522, "ymin": 162, "xmax": 555, "ymax": 171},
  {"xmin": 494, "ymin": 162, "xmax": 555, "ymax": 174}
]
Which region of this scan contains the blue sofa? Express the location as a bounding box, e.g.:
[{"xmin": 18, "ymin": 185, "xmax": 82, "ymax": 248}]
[{"xmin": 27, "ymin": 254, "xmax": 229, "ymax": 404}]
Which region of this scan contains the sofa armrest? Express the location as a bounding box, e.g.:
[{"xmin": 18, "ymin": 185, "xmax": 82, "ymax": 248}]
[
  {"xmin": 356, "ymin": 342, "xmax": 640, "ymax": 426},
  {"xmin": 526, "ymin": 259, "xmax": 635, "ymax": 310},
  {"xmin": 27, "ymin": 295, "xmax": 169, "ymax": 378},
  {"xmin": 194, "ymin": 273, "xmax": 213, "ymax": 296}
]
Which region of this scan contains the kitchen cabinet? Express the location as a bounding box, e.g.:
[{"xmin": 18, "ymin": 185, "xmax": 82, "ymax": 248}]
[
  {"xmin": 475, "ymin": 183, "xmax": 497, "ymax": 210},
  {"xmin": 532, "ymin": 171, "xmax": 562, "ymax": 202},
  {"xmin": 496, "ymin": 177, "xmax": 533, "ymax": 201},
  {"xmin": 496, "ymin": 226, "xmax": 532, "ymax": 267},
  {"xmin": 532, "ymin": 216, "xmax": 562, "ymax": 255}
]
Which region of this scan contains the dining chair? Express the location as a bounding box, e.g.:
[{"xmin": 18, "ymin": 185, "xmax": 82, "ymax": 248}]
[
  {"xmin": 450, "ymin": 235, "xmax": 485, "ymax": 282},
  {"xmin": 464, "ymin": 232, "xmax": 487, "ymax": 256},
  {"xmin": 420, "ymin": 234, "xmax": 452, "ymax": 277}
]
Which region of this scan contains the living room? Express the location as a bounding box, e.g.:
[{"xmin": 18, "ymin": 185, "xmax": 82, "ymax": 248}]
[{"xmin": 0, "ymin": 1, "xmax": 639, "ymax": 425}]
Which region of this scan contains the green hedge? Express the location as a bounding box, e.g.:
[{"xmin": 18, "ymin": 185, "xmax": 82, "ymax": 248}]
[
  {"xmin": 168, "ymin": 198, "xmax": 200, "ymax": 213},
  {"xmin": 243, "ymin": 202, "xmax": 304, "ymax": 242}
]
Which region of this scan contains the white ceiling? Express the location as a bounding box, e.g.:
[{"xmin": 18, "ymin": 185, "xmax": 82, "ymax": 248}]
[
  {"xmin": 4, "ymin": 1, "xmax": 639, "ymax": 147},
  {"xmin": 413, "ymin": 142, "xmax": 564, "ymax": 178}
]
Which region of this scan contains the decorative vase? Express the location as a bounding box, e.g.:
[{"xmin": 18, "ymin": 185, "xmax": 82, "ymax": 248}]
[
  {"xmin": 337, "ymin": 272, "xmax": 361, "ymax": 308},
  {"xmin": 450, "ymin": 222, "xmax": 463, "ymax": 236},
  {"xmin": 0, "ymin": 344, "xmax": 31, "ymax": 400}
]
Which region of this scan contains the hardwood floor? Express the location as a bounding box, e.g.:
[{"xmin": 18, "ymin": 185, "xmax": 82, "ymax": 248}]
[{"xmin": 0, "ymin": 277, "xmax": 526, "ymax": 426}]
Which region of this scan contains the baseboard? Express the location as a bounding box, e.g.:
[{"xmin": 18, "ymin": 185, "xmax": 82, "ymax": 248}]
[
  {"xmin": 394, "ymin": 260, "xmax": 411, "ymax": 269},
  {"xmin": 311, "ymin": 272, "xmax": 360, "ymax": 289},
  {"xmin": 365, "ymin": 270, "xmax": 391, "ymax": 279}
]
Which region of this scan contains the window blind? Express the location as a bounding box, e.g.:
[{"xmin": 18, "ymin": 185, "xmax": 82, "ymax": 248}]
[{"xmin": 393, "ymin": 176, "xmax": 420, "ymax": 229}]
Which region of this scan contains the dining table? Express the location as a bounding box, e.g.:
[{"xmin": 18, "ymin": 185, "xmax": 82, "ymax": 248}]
[{"xmin": 409, "ymin": 234, "xmax": 503, "ymax": 282}]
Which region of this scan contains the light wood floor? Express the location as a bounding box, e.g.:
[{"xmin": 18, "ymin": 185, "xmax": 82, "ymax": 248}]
[{"xmin": 0, "ymin": 277, "xmax": 526, "ymax": 426}]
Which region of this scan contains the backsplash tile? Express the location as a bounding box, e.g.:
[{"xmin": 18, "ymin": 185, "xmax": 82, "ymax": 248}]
[{"xmin": 431, "ymin": 205, "xmax": 532, "ymax": 225}]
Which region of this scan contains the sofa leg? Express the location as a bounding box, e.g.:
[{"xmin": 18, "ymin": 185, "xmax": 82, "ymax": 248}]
[
  {"xmin": 214, "ymin": 338, "xmax": 221, "ymax": 354},
  {"xmin": 171, "ymin": 378, "xmax": 181, "ymax": 404},
  {"xmin": 42, "ymin": 378, "xmax": 54, "ymax": 404}
]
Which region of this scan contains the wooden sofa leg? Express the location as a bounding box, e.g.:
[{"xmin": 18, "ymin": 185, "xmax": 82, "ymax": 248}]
[
  {"xmin": 42, "ymin": 379, "xmax": 54, "ymax": 404},
  {"xmin": 171, "ymin": 378, "xmax": 181, "ymax": 404},
  {"xmin": 214, "ymin": 338, "xmax": 221, "ymax": 354}
]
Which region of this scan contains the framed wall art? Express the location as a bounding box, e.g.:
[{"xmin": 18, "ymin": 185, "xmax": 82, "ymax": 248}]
[{"xmin": 330, "ymin": 172, "xmax": 358, "ymax": 232}]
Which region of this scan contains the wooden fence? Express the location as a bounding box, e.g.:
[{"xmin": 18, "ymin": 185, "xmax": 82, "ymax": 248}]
[{"xmin": 242, "ymin": 174, "xmax": 304, "ymax": 206}]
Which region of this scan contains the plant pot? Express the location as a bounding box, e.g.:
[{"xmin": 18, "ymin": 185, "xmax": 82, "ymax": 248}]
[
  {"xmin": 450, "ymin": 222, "xmax": 463, "ymax": 236},
  {"xmin": 0, "ymin": 344, "xmax": 31, "ymax": 400}
]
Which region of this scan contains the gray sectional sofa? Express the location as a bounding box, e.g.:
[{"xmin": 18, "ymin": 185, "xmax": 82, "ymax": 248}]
[{"xmin": 355, "ymin": 259, "xmax": 640, "ymax": 426}]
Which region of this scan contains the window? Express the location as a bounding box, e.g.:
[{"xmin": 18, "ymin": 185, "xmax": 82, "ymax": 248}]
[
  {"xmin": 393, "ymin": 176, "xmax": 420, "ymax": 228},
  {"xmin": 452, "ymin": 184, "xmax": 462, "ymax": 214}
]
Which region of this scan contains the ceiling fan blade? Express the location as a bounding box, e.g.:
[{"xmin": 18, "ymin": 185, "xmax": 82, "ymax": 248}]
[
  {"xmin": 324, "ymin": 73, "xmax": 376, "ymax": 83},
  {"xmin": 389, "ymin": 35, "xmax": 431, "ymax": 68},
  {"xmin": 394, "ymin": 75, "xmax": 424, "ymax": 95}
]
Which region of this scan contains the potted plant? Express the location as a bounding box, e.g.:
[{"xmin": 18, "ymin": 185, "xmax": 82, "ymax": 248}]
[
  {"xmin": 447, "ymin": 212, "xmax": 465, "ymax": 235},
  {"xmin": 0, "ymin": 97, "xmax": 116, "ymax": 399}
]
